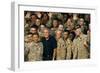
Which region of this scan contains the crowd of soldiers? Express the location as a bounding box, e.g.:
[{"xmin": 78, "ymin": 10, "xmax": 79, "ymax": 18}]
[{"xmin": 24, "ymin": 11, "xmax": 90, "ymax": 61}]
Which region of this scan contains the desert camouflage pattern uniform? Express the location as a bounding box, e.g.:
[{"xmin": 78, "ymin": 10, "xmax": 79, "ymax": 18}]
[
  {"xmin": 24, "ymin": 42, "xmax": 33, "ymax": 61},
  {"xmin": 72, "ymin": 34, "xmax": 89, "ymax": 59},
  {"xmin": 56, "ymin": 38, "xmax": 66, "ymax": 60},
  {"xmin": 64, "ymin": 39, "xmax": 73, "ymax": 59},
  {"xmin": 28, "ymin": 42, "xmax": 43, "ymax": 61}
]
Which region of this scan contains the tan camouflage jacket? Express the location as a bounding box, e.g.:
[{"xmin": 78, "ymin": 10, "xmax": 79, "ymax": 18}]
[
  {"xmin": 72, "ymin": 34, "xmax": 89, "ymax": 59},
  {"xmin": 56, "ymin": 38, "xmax": 66, "ymax": 60}
]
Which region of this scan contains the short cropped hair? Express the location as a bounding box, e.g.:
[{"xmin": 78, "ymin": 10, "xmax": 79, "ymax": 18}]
[
  {"xmin": 64, "ymin": 29, "xmax": 70, "ymax": 35},
  {"xmin": 30, "ymin": 25, "xmax": 38, "ymax": 30},
  {"xmin": 32, "ymin": 33, "xmax": 39, "ymax": 37}
]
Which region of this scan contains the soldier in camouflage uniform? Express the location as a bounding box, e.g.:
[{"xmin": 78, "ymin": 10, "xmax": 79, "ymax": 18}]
[
  {"xmin": 28, "ymin": 33, "xmax": 43, "ymax": 61},
  {"xmin": 78, "ymin": 18, "xmax": 88, "ymax": 35},
  {"xmin": 51, "ymin": 18, "xmax": 59, "ymax": 36},
  {"xmin": 72, "ymin": 27, "xmax": 89, "ymax": 59},
  {"xmin": 24, "ymin": 33, "xmax": 33, "ymax": 61},
  {"xmin": 63, "ymin": 30, "xmax": 73, "ymax": 59},
  {"xmin": 55, "ymin": 30, "xmax": 66, "ymax": 60}
]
